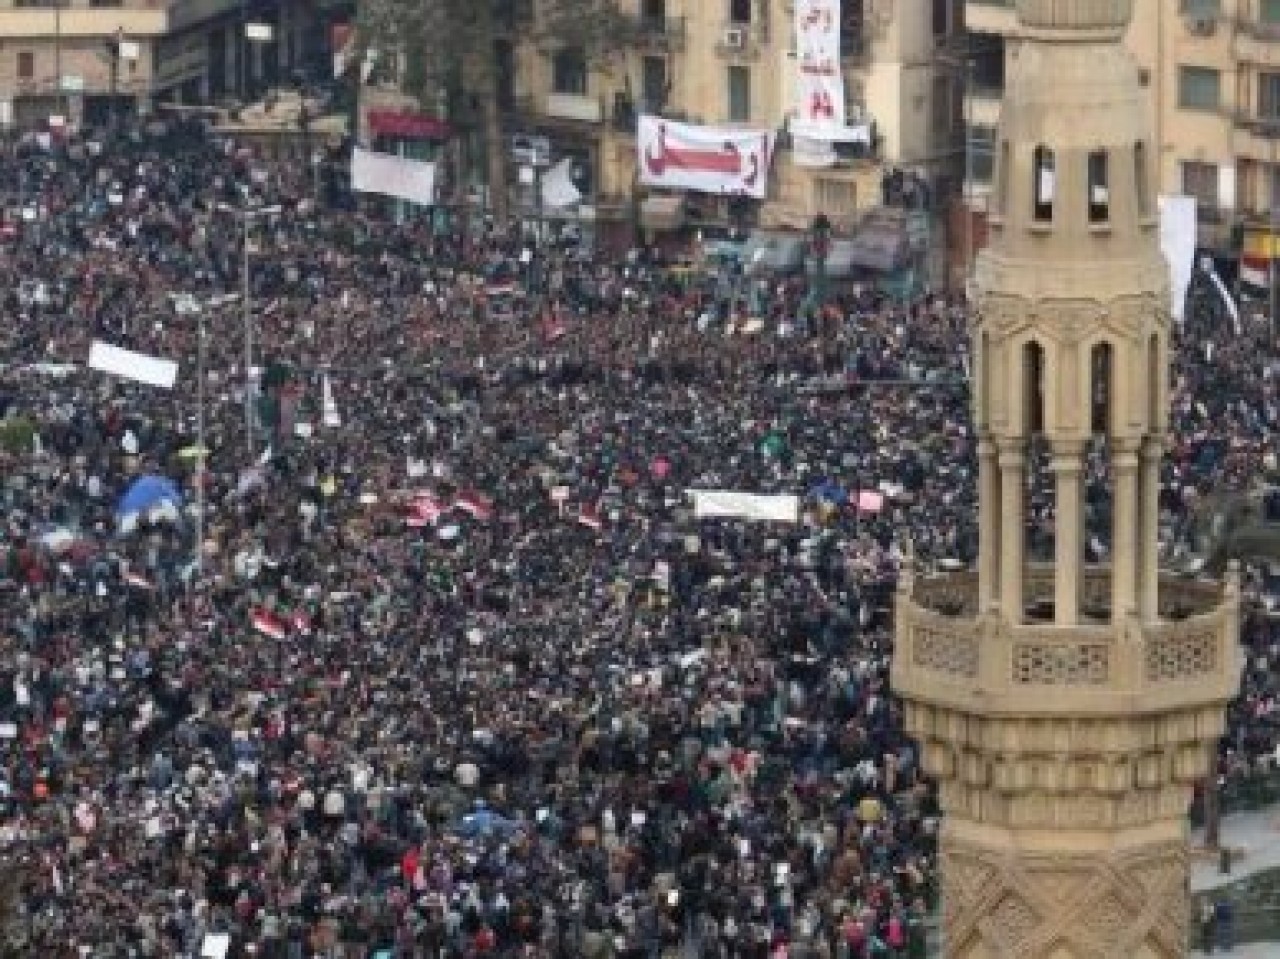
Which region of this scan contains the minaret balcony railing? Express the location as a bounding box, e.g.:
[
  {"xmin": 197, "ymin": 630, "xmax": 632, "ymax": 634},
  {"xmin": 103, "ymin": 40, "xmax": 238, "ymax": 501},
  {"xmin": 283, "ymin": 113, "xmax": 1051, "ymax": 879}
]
[{"xmin": 890, "ymin": 564, "xmax": 1241, "ymax": 717}]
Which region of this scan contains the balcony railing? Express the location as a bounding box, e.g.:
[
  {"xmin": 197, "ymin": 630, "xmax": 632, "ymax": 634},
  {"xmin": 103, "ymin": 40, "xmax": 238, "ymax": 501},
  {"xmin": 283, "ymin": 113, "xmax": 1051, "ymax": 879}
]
[
  {"xmin": 1236, "ymin": 16, "xmax": 1280, "ymax": 42},
  {"xmin": 892, "ymin": 564, "xmax": 1242, "ymax": 717}
]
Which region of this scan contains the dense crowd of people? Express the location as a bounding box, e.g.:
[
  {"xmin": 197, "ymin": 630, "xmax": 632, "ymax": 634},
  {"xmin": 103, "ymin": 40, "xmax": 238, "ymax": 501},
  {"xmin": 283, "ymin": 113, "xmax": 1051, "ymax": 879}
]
[{"xmin": 0, "ymin": 117, "xmax": 1274, "ymax": 958}]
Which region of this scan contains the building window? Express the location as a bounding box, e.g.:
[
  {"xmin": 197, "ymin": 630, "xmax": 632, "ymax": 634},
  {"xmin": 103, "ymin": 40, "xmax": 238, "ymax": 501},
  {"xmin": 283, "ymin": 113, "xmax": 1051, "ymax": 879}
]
[
  {"xmin": 1134, "ymin": 141, "xmax": 1150, "ymax": 218},
  {"xmin": 1180, "ymin": 160, "xmax": 1219, "ymax": 211},
  {"xmin": 727, "ymin": 65, "xmax": 750, "ymax": 122},
  {"xmin": 1033, "ymin": 145, "xmax": 1055, "ymax": 221},
  {"xmin": 642, "ymin": 0, "xmax": 666, "ymax": 20},
  {"xmin": 729, "ymin": 0, "xmax": 751, "ymax": 25},
  {"xmin": 970, "ymin": 124, "xmax": 996, "ymax": 183},
  {"xmin": 552, "ymin": 46, "xmax": 587, "ymax": 95},
  {"xmin": 641, "ymin": 56, "xmax": 667, "ymax": 113},
  {"xmin": 815, "ymin": 178, "xmax": 857, "ymax": 215},
  {"xmin": 1087, "ymin": 150, "xmax": 1109, "ymax": 223},
  {"xmin": 1177, "ymin": 66, "xmax": 1221, "ymax": 111},
  {"xmin": 932, "ymin": 0, "xmax": 951, "ymax": 36},
  {"xmin": 1179, "ymin": 0, "xmax": 1220, "ymax": 14},
  {"xmin": 1262, "ymin": 0, "xmax": 1280, "ymax": 24},
  {"xmin": 1260, "ymin": 71, "xmax": 1280, "ymax": 119},
  {"xmin": 16, "ymin": 51, "xmax": 33, "ymax": 80},
  {"xmin": 841, "ymin": 0, "xmax": 867, "ymax": 56}
]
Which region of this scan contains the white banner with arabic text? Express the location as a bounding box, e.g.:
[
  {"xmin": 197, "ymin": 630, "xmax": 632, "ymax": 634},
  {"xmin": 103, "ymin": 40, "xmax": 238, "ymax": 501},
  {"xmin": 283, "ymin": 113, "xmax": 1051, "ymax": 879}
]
[
  {"xmin": 795, "ymin": 0, "xmax": 845, "ymax": 133},
  {"xmin": 689, "ymin": 490, "xmax": 799, "ymax": 524},
  {"xmin": 638, "ymin": 116, "xmax": 774, "ymax": 199}
]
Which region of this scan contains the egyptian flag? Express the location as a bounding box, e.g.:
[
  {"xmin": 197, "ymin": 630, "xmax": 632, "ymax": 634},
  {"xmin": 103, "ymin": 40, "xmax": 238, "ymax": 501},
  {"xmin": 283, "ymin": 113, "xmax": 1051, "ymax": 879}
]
[
  {"xmin": 542, "ymin": 309, "xmax": 568, "ymax": 342},
  {"xmin": 250, "ymin": 608, "xmax": 288, "ymax": 640},
  {"xmin": 258, "ymin": 361, "xmax": 303, "ymax": 442},
  {"xmin": 577, "ymin": 502, "xmax": 604, "ymax": 532},
  {"xmin": 407, "ymin": 492, "xmax": 445, "ymax": 527},
  {"xmin": 454, "ymin": 491, "xmax": 494, "ymax": 522}
]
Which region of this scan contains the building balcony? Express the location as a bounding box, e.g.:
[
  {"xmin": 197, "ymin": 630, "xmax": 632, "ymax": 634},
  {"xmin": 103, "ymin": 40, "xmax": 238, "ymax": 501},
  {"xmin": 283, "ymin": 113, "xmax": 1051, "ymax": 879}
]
[
  {"xmin": 964, "ymin": 0, "xmax": 1018, "ymax": 37},
  {"xmin": 1232, "ymin": 110, "xmax": 1280, "ymax": 161},
  {"xmin": 166, "ymin": 0, "xmax": 243, "ymax": 34},
  {"xmin": 628, "ymin": 15, "xmax": 685, "ymax": 52},
  {"xmin": 890, "ymin": 563, "xmax": 1241, "ymax": 719},
  {"xmin": 0, "ymin": 1, "xmax": 168, "ymax": 38},
  {"xmin": 1234, "ymin": 16, "xmax": 1280, "ymax": 68}
]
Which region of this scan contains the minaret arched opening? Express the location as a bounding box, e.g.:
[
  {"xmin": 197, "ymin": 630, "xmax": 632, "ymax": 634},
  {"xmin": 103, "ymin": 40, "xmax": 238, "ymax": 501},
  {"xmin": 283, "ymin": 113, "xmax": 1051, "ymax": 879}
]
[
  {"xmin": 1087, "ymin": 149, "xmax": 1110, "ymax": 223},
  {"xmin": 1023, "ymin": 340, "xmax": 1045, "ymax": 434},
  {"xmin": 1032, "ymin": 145, "xmax": 1055, "ymax": 222},
  {"xmin": 1086, "ymin": 342, "xmax": 1116, "ymax": 567},
  {"xmin": 1090, "ymin": 341, "xmax": 1114, "ymax": 435},
  {"xmin": 1134, "ymin": 141, "xmax": 1150, "ymax": 218}
]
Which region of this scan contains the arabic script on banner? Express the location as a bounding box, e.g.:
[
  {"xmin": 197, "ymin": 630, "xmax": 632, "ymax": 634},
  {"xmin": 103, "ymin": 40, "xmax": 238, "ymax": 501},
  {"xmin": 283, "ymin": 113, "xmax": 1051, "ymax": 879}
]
[
  {"xmin": 794, "ymin": 0, "xmax": 846, "ymax": 135},
  {"xmin": 638, "ymin": 116, "xmax": 775, "ymax": 200}
]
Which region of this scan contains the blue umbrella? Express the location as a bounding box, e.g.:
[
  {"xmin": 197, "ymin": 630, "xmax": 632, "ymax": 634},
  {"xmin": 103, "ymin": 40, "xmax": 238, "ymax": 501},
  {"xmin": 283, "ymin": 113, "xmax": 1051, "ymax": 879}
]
[
  {"xmin": 116, "ymin": 475, "xmax": 183, "ymax": 534},
  {"xmin": 454, "ymin": 807, "xmax": 519, "ymax": 839},
  {"xmin": 809, "ymin": 479, "xmax": 845, "ymax": 505}
]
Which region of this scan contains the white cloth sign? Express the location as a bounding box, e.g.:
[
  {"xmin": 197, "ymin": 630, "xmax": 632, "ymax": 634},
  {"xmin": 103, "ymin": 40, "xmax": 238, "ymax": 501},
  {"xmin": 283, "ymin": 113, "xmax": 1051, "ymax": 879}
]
[
  {"xmin": 201, "ymin": 934, "xmax": 231, "ymax": 959},
  {"xmin": 638, "ymin": 116, "xmax": 774, "ymax": 199},
  {"xmin": 88, "ymin": 340, "xmax": 178, "ymax": 389},
  {"xmin": 351, "ymin": 148, "xmax": 436, "ymax": 206},
  {"xmin": 541, "ymin": 158, "xmax": 583, "ymax": 209},
  {"xmin": 794, "ymin": 0, "xmax": 845, "ymax": 131},
  {"xmin": 1158, "ymin": 194, "xmax": 1197, "ymax": 324},
  {"xmin": 688, "ymin": 490, "xmax": 799, "ymax": 523}
]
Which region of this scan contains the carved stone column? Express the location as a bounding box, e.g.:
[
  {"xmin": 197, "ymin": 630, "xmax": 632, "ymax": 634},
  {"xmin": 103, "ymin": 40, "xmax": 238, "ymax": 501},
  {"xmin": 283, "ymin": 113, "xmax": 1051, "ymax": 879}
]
[
  {"xmin": 978, "ymin": 435, "xmax": 1001, "ymax": 612},
  {"xmin": 1050, "ymin": 440, "xmax": 1084, "ymax": 624},
  {"xmin": 1111, "ymin": 439, "xmax": 1139, "ymax": 619},
  {"xmin": 998, "ymin": 441, "xmax": 1025, "ymax": 624}
]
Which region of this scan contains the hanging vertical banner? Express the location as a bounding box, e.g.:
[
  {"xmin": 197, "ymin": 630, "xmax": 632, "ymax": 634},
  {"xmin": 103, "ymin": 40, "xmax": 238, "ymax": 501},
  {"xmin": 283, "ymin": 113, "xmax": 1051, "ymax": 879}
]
[
  {"xmin": 638, "ymin": 116, "xmax": 775, "ymax": 199},
  {"xmin": 793, "ymin": 0, "xmax": 846, "ymax": 137},
  {"xmin": 1158, "ymin": 194, "xmax": 1197, "ymax": 324}
]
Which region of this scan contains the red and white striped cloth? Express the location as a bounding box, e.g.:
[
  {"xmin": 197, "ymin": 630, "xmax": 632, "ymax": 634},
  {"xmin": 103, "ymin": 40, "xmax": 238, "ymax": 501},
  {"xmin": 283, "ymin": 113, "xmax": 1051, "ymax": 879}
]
[
  {"xmin": 250, "ymin": 608, "xmax": 288, "ymax": 641},
  {"xmin": 453, "ymin": 491, "xmax": 495, "ymax": 522},
  {"xmin": 406, "ymin": 492, "xmax": 446, "ymax": 527},
  {"xmin": 577, "ymin": 503, "xmax": 604, "ymax": 532}
]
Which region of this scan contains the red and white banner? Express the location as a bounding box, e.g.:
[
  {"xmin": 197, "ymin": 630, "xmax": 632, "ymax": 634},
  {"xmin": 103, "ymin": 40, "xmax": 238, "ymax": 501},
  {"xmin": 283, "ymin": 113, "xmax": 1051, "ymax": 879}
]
[
  {"xmin": 1241, "ymin": 255, "xmax": 1270, "ymax": 290},
  {"xmin": 638, "ymin": 116, "xmax": 774, "ymax": 199},
  {"xmin": 794, "ymin": 0, "xmax": 845, "ymax": 133}
]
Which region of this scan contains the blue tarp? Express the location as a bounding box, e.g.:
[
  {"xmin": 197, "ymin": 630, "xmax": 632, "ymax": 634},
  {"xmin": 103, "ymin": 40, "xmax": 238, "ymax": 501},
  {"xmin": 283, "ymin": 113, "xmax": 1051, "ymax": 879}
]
[
  {"xmin": 116, "ymin": 475, "xmax": 183, "ymax": 533},
  {"xmin": 118, "ymin": 475, "xmax": 183, "ymax": 516}
]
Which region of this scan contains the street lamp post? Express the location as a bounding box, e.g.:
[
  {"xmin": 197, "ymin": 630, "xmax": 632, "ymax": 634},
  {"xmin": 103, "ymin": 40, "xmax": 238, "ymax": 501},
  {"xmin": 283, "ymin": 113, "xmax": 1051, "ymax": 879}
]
[
  {"xmin": 217, "ymin": 202, "xmax": 281, "ymax": 458},
  {"xmin": 172, "ymin": 292, "xmax": 240, "ymax": 580},
  {"xmin": 54, "ymin": 0, "xmax": 65, "ymax": 121}
]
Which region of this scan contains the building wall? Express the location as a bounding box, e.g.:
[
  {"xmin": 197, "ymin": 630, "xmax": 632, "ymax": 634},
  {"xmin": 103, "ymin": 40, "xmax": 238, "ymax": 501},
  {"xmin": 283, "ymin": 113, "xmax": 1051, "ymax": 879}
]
[
  {"xmin": 505, "ymin": 0, "xmax": 961, "ymax": 232},
  {"xmin": 965, "ymin": 0, "xmax": 1280, "ymax": 253},
  {"xmin": 0, "ymin": 0, "xmax": 322, "ymax": 126}
]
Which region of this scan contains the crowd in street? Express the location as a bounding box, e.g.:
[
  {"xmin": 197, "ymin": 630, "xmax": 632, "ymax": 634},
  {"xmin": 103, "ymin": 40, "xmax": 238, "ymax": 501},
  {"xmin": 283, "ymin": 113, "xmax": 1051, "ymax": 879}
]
[{"xmin": 0, "ymin": 117, "xmax": 1275, "ymax": 958}]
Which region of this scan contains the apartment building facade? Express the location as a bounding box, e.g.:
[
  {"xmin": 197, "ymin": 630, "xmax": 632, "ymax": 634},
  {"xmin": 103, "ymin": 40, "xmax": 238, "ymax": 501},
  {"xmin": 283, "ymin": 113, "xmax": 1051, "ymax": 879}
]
[
  {"xmin": 964, "ymin": 0, "xmax": 1280, "ymax": 263},
  {"xmin": 0, "ymin": 0, "xmax": 325, "ymax": 129},
  {"xmin": 496, "ymin": 0, "xmax": 966, "ymax": 238}
]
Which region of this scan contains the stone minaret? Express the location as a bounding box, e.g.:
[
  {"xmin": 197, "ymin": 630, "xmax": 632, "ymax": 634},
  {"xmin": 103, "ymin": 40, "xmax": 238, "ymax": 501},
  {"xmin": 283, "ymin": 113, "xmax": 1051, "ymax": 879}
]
[{"xmin": 891, "ymin": 1, "xmax": 1241, "ymax": 956}]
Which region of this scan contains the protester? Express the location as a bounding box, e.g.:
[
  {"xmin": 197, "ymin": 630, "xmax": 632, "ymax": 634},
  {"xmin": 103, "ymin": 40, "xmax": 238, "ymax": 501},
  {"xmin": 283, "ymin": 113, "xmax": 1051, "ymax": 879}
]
[{"xmin": 0, "ymin": 116, "xmax": 1273, "ymax": 959}]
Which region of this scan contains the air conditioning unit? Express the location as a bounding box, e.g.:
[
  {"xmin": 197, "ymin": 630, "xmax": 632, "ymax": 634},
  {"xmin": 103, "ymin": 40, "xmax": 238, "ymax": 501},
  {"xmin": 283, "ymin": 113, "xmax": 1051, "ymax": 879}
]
[
  {"xmin": 1186, "ymin": 16, "xmax": 1216, "ymax": 36},
  {"xmin": 722, "ymin": 26, "xmax": 747, "ymax": 50}
]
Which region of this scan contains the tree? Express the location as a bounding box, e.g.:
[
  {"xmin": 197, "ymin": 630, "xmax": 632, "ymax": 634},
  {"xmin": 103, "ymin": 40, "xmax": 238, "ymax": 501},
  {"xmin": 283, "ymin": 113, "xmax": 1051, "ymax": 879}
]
[{"xmin": 358, "ymin": 0, "xmax": 639, "ymax": 226}]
